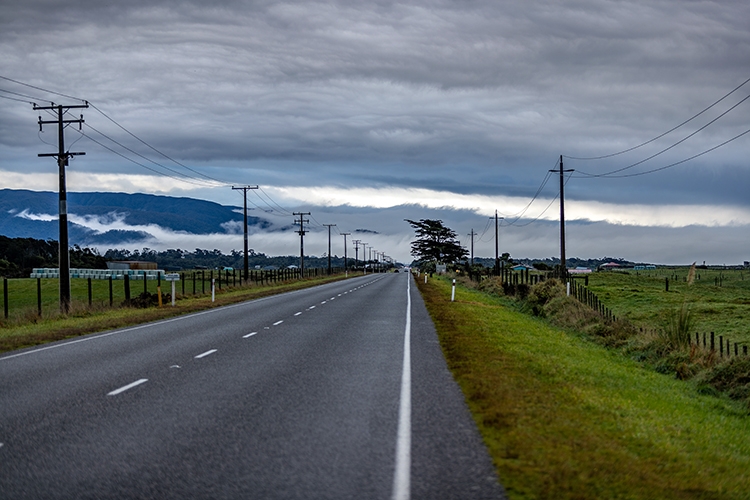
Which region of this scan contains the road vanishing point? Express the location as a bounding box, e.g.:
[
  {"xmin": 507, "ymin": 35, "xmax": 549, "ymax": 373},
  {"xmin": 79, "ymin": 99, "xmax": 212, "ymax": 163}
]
[{"xmin": 0, "ymin": 272, "xmax": 505, "ymax": 499}]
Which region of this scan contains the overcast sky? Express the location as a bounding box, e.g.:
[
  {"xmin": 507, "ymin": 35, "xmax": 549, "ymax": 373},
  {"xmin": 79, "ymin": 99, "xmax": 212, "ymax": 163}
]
[{"xmin": 1, "ymin": 0, "xmax": 748, "ymax": 264}]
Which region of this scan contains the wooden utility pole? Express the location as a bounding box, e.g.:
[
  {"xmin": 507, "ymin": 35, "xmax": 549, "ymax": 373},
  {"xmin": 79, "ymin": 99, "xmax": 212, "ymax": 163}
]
[
  {"xmin": 323, "ymin": 224, "xmax": 336, "ymax": 275},
  {"xmin": 232, "ymin": 185, "xmax": 258, "ymax": 282},
  {"xmin": 341, "ymin": 232, "xmax": 350, "ymax": 273},
  {"xmin": 467, "ymin": 228, "xmax": 476, "ymax": 267},
  {"xmin": 352, "ymin": 239, "xmax": 361, "ymax": 270},
  {"xmin": 490, "ymin": 211, "xmax": 504, "ymax": 276},
  {"xmin": 552, "ymin": 155, "xmax": 574, "ymax": 281},
  {"xmin": 294, "ymin": 212, "xmax": 310, "ymax": 277},
  {"xmin": 35, "ymin": 102, "xmax": 88, "ymax": 313}
]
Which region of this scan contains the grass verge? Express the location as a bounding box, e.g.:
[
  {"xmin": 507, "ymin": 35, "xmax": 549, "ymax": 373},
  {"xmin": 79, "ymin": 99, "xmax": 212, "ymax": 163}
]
[
  {"xmin": 418, "ymin": 275, "xmax": 750, "ymax": 499},
  {"xmin": 0, "ymin": 274, "xmax": 351, "ymax": 353}
]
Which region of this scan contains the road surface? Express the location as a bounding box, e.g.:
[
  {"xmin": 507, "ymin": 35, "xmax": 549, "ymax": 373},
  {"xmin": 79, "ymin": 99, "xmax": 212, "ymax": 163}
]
[{"xmin": 0, "ymin": 272, "xmax": 504, "ymax": 499}]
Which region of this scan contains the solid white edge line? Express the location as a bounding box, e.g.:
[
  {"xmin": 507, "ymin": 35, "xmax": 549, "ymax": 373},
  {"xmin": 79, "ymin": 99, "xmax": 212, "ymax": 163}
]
[
  {"xmin": 195, "ymin": 349, "xmax": 217, "ymax": 359},
  {"xmin": 107, "ymin": 378, "xmax": 148, "ymax": 396},
  {"xmin": 392, "ymin": 273, "xmax": 412, "ymax": 500},
  {"xmin": 243, "ymin": 332, "xmax": 258, "ymax": 338}
]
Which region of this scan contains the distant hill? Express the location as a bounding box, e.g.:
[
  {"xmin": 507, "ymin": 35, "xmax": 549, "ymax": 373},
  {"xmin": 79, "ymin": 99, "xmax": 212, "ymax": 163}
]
[{"xmin": 0, "ymin": 189, "xmax": 267, "ymax": 245}]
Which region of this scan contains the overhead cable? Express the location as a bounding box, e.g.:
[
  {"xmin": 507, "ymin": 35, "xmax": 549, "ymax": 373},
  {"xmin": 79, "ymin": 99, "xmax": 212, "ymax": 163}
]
[{"xmin": 564, "ymin": 75, "xmax": 750, "ymax": 161}]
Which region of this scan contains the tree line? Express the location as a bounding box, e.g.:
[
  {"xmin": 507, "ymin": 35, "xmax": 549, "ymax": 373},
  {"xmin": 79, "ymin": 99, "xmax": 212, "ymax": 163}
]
[
  {"xmin": 0, "ymin": 236, "xmax": 106, "ymax": 278},
  {"xmin": 0, "ymin": 235, "xmax": 376, "ymax": 278}
]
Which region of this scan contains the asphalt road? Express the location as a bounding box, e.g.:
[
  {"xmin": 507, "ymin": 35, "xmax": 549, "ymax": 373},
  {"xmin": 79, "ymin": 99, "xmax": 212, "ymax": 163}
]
[{"xmin": 0, "ymin": 272, "xmax": 505, "ymax": 499}]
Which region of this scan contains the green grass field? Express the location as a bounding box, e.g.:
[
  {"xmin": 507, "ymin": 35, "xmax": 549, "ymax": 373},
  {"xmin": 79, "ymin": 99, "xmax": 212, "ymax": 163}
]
[
  {"xmin": 1, "ymin": 271, "xmax": 263, "ymax": 320},
  {"xmin": 419, "ymin": 275, "xmax": 750, "ymax": 499},
  {"xmin": 0, "ymin": 272, "xmax": 352, "ymax": 353},
  {"xmin": 583, "ymin": 268, "xmax": 750, "ymax": 346}
]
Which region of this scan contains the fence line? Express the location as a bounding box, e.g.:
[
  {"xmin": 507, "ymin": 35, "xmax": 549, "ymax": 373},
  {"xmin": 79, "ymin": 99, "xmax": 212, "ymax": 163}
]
[{"xmin": 2, "ymin": 266, "xmax": 355, "ymax": 320}]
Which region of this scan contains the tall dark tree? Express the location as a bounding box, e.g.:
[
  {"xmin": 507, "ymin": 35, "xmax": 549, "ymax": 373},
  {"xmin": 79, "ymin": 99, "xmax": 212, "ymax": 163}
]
[{"xmin": 405, "ymin": 219, "xmax": 468, "ymax": 264}]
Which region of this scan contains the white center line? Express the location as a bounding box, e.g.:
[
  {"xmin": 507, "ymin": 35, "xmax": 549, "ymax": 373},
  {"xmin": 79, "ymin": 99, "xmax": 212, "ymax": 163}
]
[
  {"xmin": 273, "ymin": 320, "xmax": 284, "ymax": 326},
  {"xmin": 108, "ymin": 378, "xmax": 148, "ymax": 396},
  {"xmin": 243, "ymin": 332, "xmax": 258, "ymax": 338},
  {"xmin": 195, "ymin": 349, "xmax": 217, "ymax": 359},
  {"xmin": 294, "ymin": 312, "xmax": 302, "ymax": 316}
]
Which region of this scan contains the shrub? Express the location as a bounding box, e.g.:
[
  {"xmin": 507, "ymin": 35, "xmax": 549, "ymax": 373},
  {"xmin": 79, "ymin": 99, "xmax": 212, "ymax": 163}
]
[
  {"xmin": 524, "ymin": 279, "xmax": 565, "ymax": 316},
  {"xmin": 477, "ymin": 276, "xmax": 504, "ymax": 296}
]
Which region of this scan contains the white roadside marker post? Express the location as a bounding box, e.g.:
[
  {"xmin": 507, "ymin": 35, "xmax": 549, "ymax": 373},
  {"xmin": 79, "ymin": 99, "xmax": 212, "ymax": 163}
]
[
  {"xmin": 211, "ymin": 278, "xmax": 216, "ymax": 302},
  {"xmin": 165, "ymin": 273, "xmax": 180, "ymax": 307},
  {"xmin": 451, "ymin": 278, "xmax": 456, "ymax": 302}
]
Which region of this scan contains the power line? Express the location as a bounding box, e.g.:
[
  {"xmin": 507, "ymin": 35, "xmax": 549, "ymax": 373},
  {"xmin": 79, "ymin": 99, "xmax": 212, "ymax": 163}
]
[
  {"xmin": 74, "ymin": 128, "xmax": 215, "ymax": 187},
  {"xmin": 574, "ymin": 93, "xmax": 750, "ymax": 178},
  {"xmin": 78, "ymin": 124, "xmax": 222, "ymax": 186},
  {"xmin": 0, "ymin": 75, "xmax": 86, "ymax": 103},
  {"xmin": 564, "ymin": 75, "xmax": 750, "ymax": 161},
  {"xmin": 577, "ymin": 126, "xmax": 750, "ymax": 179},
  {"xmin": 0, "ymin": 87, "xmax": 47, "ymax": 104},
  {"xmin": 87, "ymin": 102, "xmax": 230, "ymax": 186}
]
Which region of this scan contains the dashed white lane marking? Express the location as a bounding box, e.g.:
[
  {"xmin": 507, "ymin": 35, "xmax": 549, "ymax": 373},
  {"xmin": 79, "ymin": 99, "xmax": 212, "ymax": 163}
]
[
  {"xmin": 308, "ymin": 305, "xmax": 316, "ymax": 310},
  {"xmin": 0, "ymin": 443, "xmax": 4, "ymax": 449},
  {"xmin": 273, "ymin": 320, "xmax": 284, "ymax": 326},
  {"xmin": 195, "ymin": 349, "xmax": 217, "ymax": 359},
  {"xmin": 108, "ymin": 378, "xmax": 148, "ymax": 396},
  {"xmin": 294, "ymin": 312, "xmax": 302, "ymax": 316},
  {"xmin": 243, "ymin": 332, "xmax": 258, "ymax": 338},
  {"xmin": 321, "ymin": 301, "xmax": 327, "ymax": 304}
]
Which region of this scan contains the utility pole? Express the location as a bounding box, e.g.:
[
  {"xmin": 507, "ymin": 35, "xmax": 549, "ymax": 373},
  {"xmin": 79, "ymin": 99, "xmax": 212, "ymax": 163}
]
[
  {"xmin": 353, "ymin": 239, "xmax": 361, "ymax": 271},
  {"xmin": 341, "ymin": 232, "xmax": 350, "ymax": 273},
  {"xmin": 361, "ymin": 242, "xmax": 368, "ymax": 274},
  {"xmin": 35, "ymin": 102, "xmax": 88, "ymax": 313},
  {"xmin": 467, "ymin": 229, "xmax": 476, "ymax": 267},
  {"xmin": 323, "ymin": 224, "xmax": 336, "ymax": 275},
  {"xmin": 232, "ymin": 185, "xmax": 258, "ymax": 283},
  {"xmin": 490, "ymin": 211, "xmax": 504, "ymax": 277},
  {"xmin": 294, "ymin": 212, "xmax": 310, "ymax": 277},
  {"xmin": 552, "ymin": 155, "xmax": 574, "ymax": 281}
]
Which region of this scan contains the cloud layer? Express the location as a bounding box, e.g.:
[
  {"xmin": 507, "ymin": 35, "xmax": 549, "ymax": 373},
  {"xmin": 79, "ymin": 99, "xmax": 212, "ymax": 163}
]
[{"xmin": 1, "ymin": 0, "xmax": 748, "ymax": 263}]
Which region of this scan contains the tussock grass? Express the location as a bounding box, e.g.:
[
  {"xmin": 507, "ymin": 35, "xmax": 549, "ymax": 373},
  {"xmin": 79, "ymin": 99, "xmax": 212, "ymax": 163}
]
[{"xmin": 418, "ymin": 275, "xmax": 750, "ymax": 500}]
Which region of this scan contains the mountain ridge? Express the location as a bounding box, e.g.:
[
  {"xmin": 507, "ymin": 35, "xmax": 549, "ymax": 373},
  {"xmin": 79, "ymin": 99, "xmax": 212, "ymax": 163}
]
[{"xmin": 0, "ymin": 189, "xmax": 267, "ymax": 245}]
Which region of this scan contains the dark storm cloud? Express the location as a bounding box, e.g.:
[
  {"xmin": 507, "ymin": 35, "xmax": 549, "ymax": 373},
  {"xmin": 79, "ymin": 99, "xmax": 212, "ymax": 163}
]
[{"xmin": 1, "ymin": 0, "xmax": 749, "ymax": 217}]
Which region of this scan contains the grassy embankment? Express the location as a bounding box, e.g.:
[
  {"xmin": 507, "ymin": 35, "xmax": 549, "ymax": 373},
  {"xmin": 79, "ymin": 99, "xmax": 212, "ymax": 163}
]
[
  {"xmin": 418, "ymin": 275, "xmax": 750, "ymax": 500},
  {"xmin": 0, "ymin": 273, "xmax": 352, "ymax": 353}
]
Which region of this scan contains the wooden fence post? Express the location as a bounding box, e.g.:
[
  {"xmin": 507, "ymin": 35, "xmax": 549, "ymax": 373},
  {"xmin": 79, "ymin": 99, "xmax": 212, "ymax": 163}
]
[
  {"xmin": 109, "ymin": 276, "xmax": 114, "ymax": 307},
  {"xmin": 3, "ymin": 278, "xmax": 8, "ymax": 319},
  {"xmin": 124, "ymin": 274, "xmax": 131, "ymax": 305},
  {"xmin": 37, "ymin": 278, "xmax": 42, "ymax": 317},
  {"xmin": 710, "ymin": 332, "xmax": 715, "ymax": 352}
]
